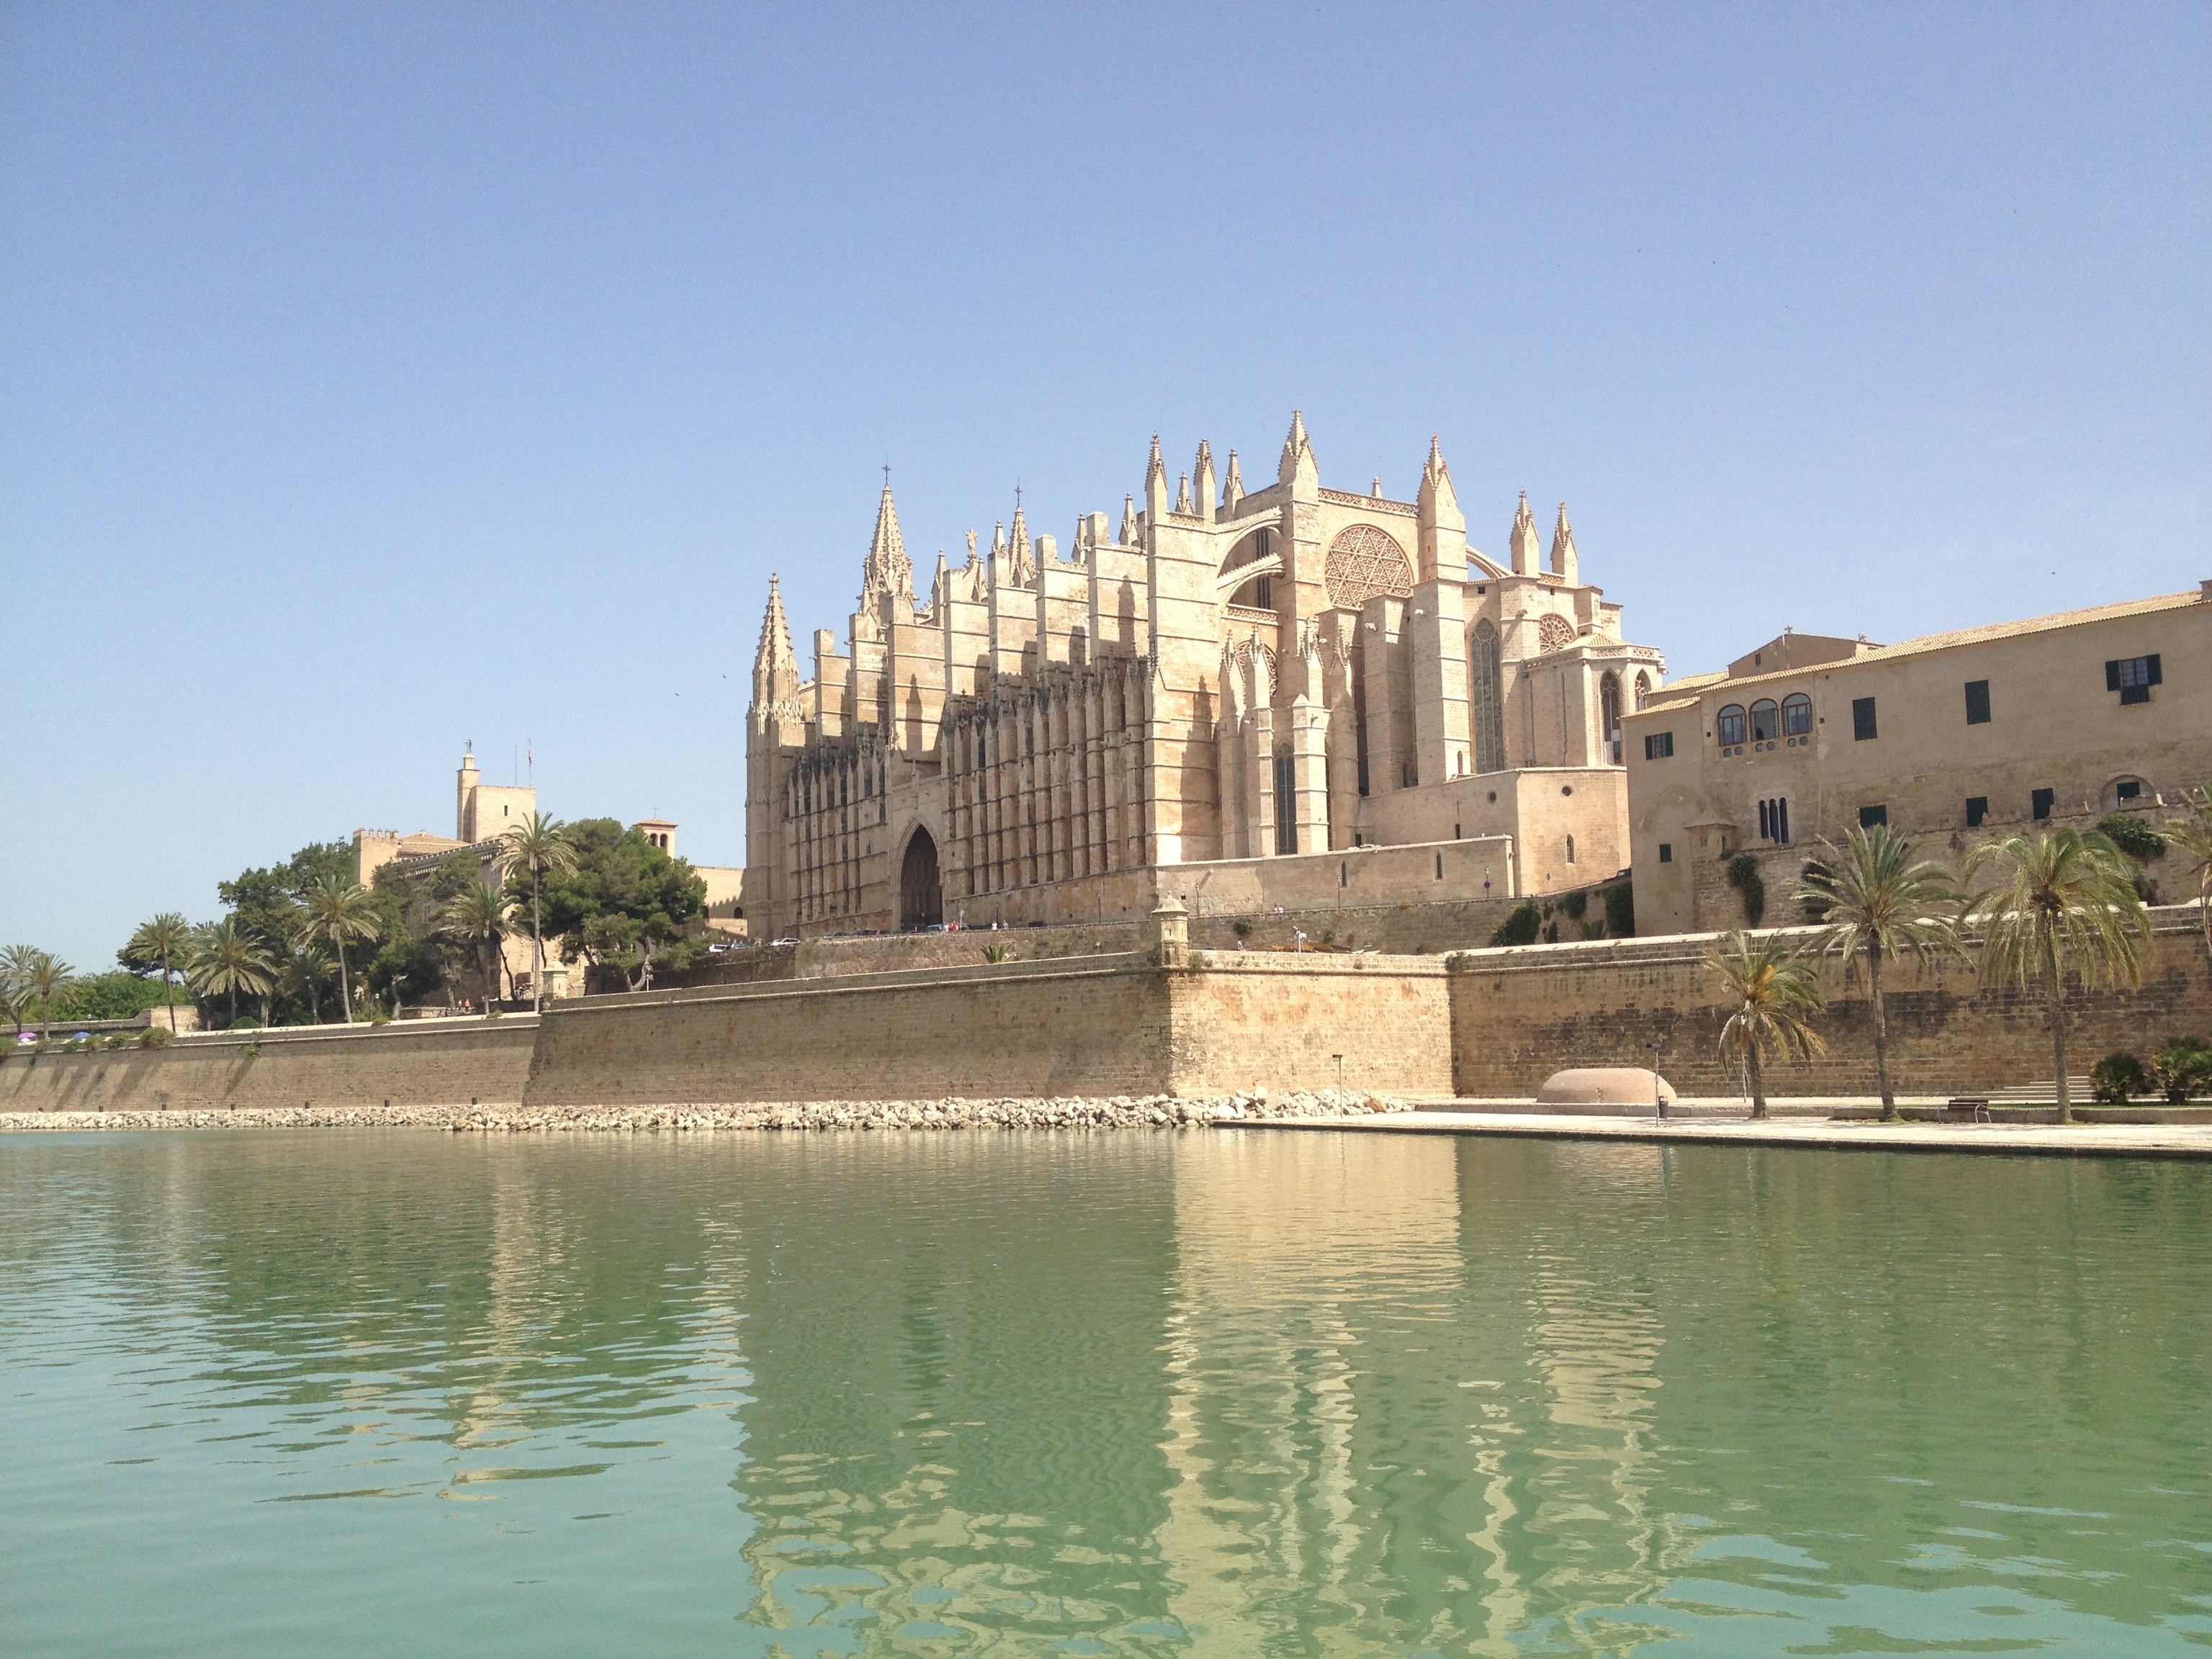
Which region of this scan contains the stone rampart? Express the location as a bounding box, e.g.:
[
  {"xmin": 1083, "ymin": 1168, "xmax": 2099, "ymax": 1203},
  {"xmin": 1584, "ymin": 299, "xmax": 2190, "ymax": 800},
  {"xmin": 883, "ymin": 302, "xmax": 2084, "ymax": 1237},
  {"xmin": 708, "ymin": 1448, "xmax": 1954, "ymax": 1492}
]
[
  {"xmin": 528, "ymin": 955, "xmax": 1176, "ymax": 1105},
  {"xmin": 1170, "ymin": 953, "xmax": 1452, "ymax": 1097},
  {"xmin": 0, "ymin": 1017, "xmax": 539, "ymax": 1114},
  {"xmin": 1447, "ymin": 909, "xmax": 2212, "ymax": 1097}
]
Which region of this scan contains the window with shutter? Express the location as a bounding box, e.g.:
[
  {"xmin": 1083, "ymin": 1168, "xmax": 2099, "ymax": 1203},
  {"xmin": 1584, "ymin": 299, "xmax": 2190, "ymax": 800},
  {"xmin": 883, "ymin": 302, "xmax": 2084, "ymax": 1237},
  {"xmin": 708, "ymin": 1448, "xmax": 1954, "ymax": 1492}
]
[
  {"xmin": 1852, "ymin": 697, "xmax": 1878, "ymax": 741},
  {"xmin": 1964, "ymin": 680, "xmax": 1991, "ymax": 724}
]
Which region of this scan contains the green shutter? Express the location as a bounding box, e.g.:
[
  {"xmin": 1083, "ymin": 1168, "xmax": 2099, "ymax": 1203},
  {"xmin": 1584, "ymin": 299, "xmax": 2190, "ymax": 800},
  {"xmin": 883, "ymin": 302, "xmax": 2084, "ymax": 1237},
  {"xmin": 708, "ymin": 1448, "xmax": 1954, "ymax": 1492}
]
[
  {"xmin": 2148, "ymin": 653, "xmax": 2163, "ymax": 685},
  {"xmin": 2106, "ymin": 660, "xmax": 2121, "ymax": 691}
]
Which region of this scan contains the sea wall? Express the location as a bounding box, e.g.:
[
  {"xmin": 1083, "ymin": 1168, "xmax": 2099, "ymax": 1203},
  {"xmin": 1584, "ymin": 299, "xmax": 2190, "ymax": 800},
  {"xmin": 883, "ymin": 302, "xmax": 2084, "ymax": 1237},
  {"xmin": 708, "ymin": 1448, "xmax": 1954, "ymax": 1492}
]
[
  {"xmin": 0, "ymin": 1017, "xmax": 539, "ymax": 1114},
  {"xmin": 1448, "ymin": 908, "xmax": 2212, "ymax": 1097},
  {"xmin": 1169, "ymin": 954, "xmax": 1452, "ymax": 1097},
  {"xmin": 529, "ymin": 955, "xmax": 1175, "ymax": 1105}
]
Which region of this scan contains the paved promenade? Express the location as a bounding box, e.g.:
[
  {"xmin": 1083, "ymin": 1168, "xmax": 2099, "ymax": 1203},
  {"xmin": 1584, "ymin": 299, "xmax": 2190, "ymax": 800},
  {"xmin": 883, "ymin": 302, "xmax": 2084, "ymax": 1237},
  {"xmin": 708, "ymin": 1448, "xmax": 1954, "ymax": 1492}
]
[{"xmin": 1244, "ymin": 1108, "xmax": 2212, "ymax": 1159}]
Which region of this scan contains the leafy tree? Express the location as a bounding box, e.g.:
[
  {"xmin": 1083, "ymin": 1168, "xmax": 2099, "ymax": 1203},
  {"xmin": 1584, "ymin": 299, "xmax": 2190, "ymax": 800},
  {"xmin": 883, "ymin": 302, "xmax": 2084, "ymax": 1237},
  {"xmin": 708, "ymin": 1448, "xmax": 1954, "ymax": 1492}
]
[
  {"xmin": 1798, "ymin": 826, "xmax": 1966, "ymax": 1120},
  {"xmin": 1705, "ymin": 930, "xmax": 1827, "ymax": 1119},
  {"xmin": 1966, "ymin": 827, "xmax": 2151, "ymax": 1123},
  {"xmin": 55, "ymin": 972, "xmax": 186, "ymax": 1022},
  {"xmin": 519, "ymin": 819, "xmax": 706, "ymax": 994},
  {"xmin": 365, "ymin": 932, "xmax": 447, "ymax": 1015},
  {"xmin": 500, "ymin": 813, "xmax": 580, "ymax": 1012},
  {"xmin": 187, "ymin": 918, "xmax": 276, "ymax": 1028},
  {"xmin": 122, "ymin": 912, "xmax": 193, "ymax": 1033}
]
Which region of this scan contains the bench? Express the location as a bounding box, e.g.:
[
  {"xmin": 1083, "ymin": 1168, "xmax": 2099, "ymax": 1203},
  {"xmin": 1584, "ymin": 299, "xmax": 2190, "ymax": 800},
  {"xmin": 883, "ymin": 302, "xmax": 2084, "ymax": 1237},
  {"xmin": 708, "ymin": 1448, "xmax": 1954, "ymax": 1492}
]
[{"xmin": 1945, "ymin": 1098, "xmax": 1992, "ymax": 1123}]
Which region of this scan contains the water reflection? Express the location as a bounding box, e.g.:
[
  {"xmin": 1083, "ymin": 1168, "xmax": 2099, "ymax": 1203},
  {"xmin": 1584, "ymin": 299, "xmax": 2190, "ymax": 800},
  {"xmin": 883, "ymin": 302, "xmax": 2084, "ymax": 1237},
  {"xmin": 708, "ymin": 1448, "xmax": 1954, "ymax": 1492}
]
[{"xmin": 1, "ymin": 1130, "xmax": 2208, "ymax": 1656}]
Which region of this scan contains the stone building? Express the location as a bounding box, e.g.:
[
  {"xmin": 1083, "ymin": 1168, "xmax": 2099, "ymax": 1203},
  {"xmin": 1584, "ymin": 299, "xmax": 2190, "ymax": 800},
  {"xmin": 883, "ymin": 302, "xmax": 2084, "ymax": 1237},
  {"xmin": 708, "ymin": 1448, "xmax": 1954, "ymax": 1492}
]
[
  {"xmin": 745, "ymin": 415, "xmax": 1663, "ymax": 941},
  {"xmin": 1622, "ymin": 583, "xmax": 2212, "ymax": 935},
  {"xmin": 354, "ymin": 748, "xmax": 746, "ymax": 997}
]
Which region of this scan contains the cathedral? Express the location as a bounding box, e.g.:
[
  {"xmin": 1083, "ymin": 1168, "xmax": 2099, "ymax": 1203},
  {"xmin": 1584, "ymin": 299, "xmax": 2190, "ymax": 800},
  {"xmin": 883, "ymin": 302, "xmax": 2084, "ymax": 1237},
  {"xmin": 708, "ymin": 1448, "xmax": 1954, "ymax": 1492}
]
[{"xmin": 745, "ymin": 415, "xmax": 1665, "ymax": 940}]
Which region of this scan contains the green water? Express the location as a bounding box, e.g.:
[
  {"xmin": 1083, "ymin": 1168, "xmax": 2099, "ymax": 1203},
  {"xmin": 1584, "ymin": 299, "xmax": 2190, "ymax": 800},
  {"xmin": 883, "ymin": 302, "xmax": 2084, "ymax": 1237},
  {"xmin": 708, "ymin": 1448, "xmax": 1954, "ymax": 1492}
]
[{"xmin": 3, "ymin": 1132, "xmax": 2208, "ymax": 1656}]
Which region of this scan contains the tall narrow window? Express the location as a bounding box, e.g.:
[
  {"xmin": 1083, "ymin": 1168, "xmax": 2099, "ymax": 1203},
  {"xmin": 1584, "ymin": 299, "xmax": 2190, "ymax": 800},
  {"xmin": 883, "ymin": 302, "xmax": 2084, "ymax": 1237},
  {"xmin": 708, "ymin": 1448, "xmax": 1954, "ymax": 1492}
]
[
  {"xmin": 1635, "ymin": 670, "xmax": 1652, "ymax": 710},
  {"xmin": 1471, "ymin": 619, "xmax": 1505, "ymax": 773},
  {"xmin": 1273, "ymin": 749, "xmax": 1297, "ymax": 855},
  {"xmin": 1852, "ymin": 697, "xmax": 1879, "ymax": 741},
  {"xmin": 1565, "ymin": 835, "xmax": 1575, "ymax": 865},
  {"xmin": 1600, "ymin": 673, "xmax": 1622, "ymax": 763},
  {"xmin": 1964, "ymin": 680, "xmax": 1991, "ymax": 724},
  {"xmin": 1782, "ymin": 693, "xmax": 1812, "ymax": 736}
]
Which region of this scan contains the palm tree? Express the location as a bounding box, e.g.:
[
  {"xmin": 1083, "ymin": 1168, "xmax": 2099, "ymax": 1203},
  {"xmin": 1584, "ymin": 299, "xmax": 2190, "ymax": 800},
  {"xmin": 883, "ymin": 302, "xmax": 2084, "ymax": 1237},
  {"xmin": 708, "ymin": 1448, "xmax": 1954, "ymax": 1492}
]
[
  {"xmin": 0, "ymin": 945, "xmax": 40, "ymax": 1037},
  {"xmin": 23, "ymin": 950, "xmax": 75, "ymax": 1040},
  {"xmin": 1705, "ymin": 930, "xmax": 1828, "ymax": 1119},
  {"xmin": 1798, "ymin": 825, "xmax": 1966, "ymax": 1121},
  {"xmin": 186, "ymin": 919, "xmax": 275, "ymax": 1028},
  {"xmin": 295, "ymin": 876, "xmax": 382, "ymax": 1022},
  {"xmin": 441, "ymin": 878, "xmax": 511, "ymax": 1011},
  {"xmin": 500, "ymin": 814, "xmax": 578, "ymax": 1013},
  {"xmin": 2159, "ymin": 786, "xmax": 2212, "ymax": 968},
  {"xmin": 127, "ymin": 912, "xmax": 193, "ymax": 1033},
  {"xmin": 276, "ymin": 938, "xmax": 337, "ymax": 1025},
  {"xmin": 1966, "ymin": 827, "xmax": 2151, "ymax": 1124}
]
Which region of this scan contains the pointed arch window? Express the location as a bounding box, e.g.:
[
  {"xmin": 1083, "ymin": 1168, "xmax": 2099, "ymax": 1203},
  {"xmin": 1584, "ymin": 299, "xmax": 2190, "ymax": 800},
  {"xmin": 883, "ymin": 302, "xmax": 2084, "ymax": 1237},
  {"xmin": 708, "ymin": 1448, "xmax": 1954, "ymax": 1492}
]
[
  {"xmin": 1471, "ymin": 619, "xmax": 1506, "ymax": 774},
  {"xmin": 1600, "ymin": 672, "xmax": 1623, "ymax": 764}
]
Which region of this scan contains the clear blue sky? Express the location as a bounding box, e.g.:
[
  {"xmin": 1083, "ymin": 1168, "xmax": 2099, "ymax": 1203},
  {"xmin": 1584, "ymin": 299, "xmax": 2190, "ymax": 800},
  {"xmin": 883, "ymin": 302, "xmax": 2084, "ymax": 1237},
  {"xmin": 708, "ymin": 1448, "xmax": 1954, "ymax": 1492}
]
[{"xmin": 4, "ymin": 3, "xmax": 2206, "ymax": 969}]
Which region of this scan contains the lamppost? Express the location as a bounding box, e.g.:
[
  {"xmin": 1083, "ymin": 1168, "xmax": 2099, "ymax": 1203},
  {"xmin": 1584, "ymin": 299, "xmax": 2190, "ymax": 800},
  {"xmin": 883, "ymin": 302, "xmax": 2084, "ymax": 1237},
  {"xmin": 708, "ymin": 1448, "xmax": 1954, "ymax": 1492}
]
[{"xmin": 1648, "ymin": 1040, "xmax": 1666, "ymax": 1121}]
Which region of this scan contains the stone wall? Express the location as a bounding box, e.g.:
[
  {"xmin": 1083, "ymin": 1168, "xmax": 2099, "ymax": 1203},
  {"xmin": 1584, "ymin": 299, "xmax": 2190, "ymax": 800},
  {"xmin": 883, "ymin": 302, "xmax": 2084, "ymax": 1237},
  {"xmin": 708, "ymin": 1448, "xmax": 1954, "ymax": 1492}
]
[
  {"xmin": 0, "ymin": 1017, "xmax": 539, "ymax": 1114},
  {"xmin": 1448, "ymin": 908, "xmax": 2212, "ymax": 1097},
  {"xmin": 528, "ymin": 956, "xmax": 1175, "ymax": 1106},
  {"xmin": 1171, "ymin": 954, "xmax": 1452, "ymax": 1097}
]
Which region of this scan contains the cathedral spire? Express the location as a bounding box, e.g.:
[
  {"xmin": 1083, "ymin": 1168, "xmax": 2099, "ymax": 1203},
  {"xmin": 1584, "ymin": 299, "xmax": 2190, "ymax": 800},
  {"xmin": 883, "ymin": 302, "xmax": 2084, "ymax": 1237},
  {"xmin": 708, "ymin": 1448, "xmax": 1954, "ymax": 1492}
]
[
  {"xmin": 1550, "ymin": 500, "xmax": 1579, "ymax": 584},
  {"xmin": 752, "ymin": 574, "xmax": 799, "ymax": 708},
  {"xmin": 1175, "ymin": 472, "xmax": 1195, "ymax": 514},
  {"xmin": 1220, "ymin": 449, "xmax": 1244, "ymax": 512},
  {"xmin": 860, "ymin": 478, "xmax": 913, "ymax": 605},
  {"xmin": 1509, "ymin": 490, "xmax": 1541, "ymax": 575},
  {"xmin": 1007, "ymin": 495, "xmax": 1034, "ymax": 587},
  {"xmin": 1277, "ymin": 409, "xmax": 1318, "ymax": 492},
  {"xmin": 1120, "ymin": 492, "xmax": 1139, "ymax": 545},
  {"xmin": 1193, "ymin": 440, "xmax": 1216, "ymax": 521}
]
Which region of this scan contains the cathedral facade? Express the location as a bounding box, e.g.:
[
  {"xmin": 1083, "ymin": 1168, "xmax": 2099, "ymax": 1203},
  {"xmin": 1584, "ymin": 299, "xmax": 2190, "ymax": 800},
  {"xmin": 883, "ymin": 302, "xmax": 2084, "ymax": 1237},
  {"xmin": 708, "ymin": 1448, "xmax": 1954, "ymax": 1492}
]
[{"xmin": 745, "ymin": 415, "xmax": 1664, "ymax": 940}]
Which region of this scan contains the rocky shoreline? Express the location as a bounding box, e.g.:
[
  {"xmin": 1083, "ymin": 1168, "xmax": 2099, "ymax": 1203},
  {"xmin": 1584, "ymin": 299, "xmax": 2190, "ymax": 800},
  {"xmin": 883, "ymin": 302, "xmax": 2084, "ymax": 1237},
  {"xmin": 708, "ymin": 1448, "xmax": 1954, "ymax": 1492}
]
[{"xmin": 0, "ymin": 1089, "xmax": 1408, "ymax": 1134}]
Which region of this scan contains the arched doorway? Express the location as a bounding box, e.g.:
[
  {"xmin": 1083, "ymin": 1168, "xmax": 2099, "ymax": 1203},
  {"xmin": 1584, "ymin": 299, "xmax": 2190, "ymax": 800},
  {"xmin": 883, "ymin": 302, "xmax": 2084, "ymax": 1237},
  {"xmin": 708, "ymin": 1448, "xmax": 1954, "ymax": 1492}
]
[{"xmin": 899, "ymin": 827, "xmax": 943, "ymax": 930}]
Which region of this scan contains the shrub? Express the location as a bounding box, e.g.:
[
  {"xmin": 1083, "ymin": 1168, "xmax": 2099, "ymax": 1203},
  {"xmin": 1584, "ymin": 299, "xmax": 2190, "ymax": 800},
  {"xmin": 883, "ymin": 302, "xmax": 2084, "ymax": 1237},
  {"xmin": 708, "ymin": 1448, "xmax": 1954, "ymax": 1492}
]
[
  {"xmin": 2091, "ymin": 1051, "xmax": 2149, "ymax": 1103},
  {"xmin": 2150, "ymin": 1037, "xmax": 2211, "ymax": 1103},
  {"xmin": 1561, "ymin": 889, "xmax": 1588, "ymax": 921},
  {"xmin": 1319, "ymin": 928, "xmax": 1336, "ymax": 945},
  {"xmin": 1604, "ymin": 883, "xmax": 1636, "ymax": 939},
  {"xmin": 1231, "ymin": 918, "xmax": 1254, "ymax": 939},
  {"xmin": 139, "ymin": 1027, "xmax": 173, "ymax": 1049},
  {"xmin": 2098, "ymin": 813, "xmax": 2166, "ymax": 864},
  {"xmin": 1725, "ymin": 853, "xmax": 1767, "ymax": 928},
  {"xmin": 981, "ymin": 943, "xmax": 1012, "ymax": 963},
  {"xmin": 1491, "ymin": 902, "xmax": 1542, "ymax": 947}
]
